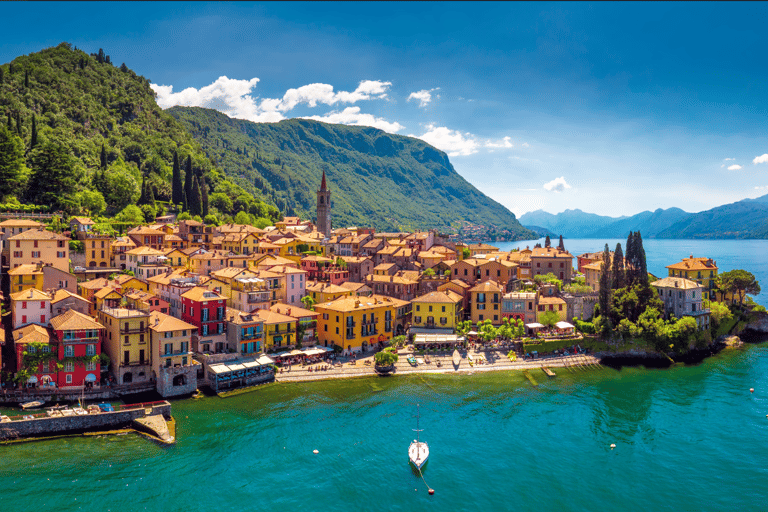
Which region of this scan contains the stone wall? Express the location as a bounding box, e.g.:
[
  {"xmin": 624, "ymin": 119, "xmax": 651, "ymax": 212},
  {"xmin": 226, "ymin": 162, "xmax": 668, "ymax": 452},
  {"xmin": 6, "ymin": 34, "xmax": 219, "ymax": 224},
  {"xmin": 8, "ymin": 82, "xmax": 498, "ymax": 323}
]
[
  {"xmin": 563, "ymin": 293, "xmax": 598, "ymax": 321},
  {"xmin": 156, "ymin": 365, "xmax": 199, "ymax": 397},
  {"xmin": 0, "ymin": 402, "xmax": 172, "ymax": 441}
]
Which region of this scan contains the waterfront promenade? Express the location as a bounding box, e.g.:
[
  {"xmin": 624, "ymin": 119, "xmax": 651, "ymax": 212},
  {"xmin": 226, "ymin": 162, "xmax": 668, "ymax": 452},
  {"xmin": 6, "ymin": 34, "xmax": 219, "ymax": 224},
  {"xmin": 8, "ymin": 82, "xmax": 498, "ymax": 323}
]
[{"xmin": 273, "ymin": 348, "xmax": 601, "ymax": 384}]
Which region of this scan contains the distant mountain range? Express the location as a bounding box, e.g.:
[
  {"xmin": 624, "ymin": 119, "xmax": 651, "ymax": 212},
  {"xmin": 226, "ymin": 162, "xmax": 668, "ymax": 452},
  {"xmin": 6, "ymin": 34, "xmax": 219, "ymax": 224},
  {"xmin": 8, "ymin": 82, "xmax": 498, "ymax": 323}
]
[{"xmin": 519, "ymin": 195, "xmax": 768, "ymax": 239}]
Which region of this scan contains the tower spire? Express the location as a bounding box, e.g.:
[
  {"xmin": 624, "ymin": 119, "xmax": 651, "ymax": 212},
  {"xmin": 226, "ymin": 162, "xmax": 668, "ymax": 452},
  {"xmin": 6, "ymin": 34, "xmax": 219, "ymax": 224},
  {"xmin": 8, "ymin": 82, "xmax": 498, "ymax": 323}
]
[{"xmin": 321, "ymin": 169, "xmax": 327, "ymax": 190}]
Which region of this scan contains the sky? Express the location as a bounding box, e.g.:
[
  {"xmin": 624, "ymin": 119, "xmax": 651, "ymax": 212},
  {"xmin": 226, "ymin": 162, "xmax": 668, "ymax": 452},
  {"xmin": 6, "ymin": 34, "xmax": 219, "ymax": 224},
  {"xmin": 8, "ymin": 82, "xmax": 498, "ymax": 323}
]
[{"xmin": 2, "ymin": 2, "xmax": 768, "ymax": 218}]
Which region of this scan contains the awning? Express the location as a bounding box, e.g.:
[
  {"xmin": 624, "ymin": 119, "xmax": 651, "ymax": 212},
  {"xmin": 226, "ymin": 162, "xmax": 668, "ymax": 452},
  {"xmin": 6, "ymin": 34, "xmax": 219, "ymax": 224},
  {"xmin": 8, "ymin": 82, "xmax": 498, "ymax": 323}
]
[
  {"xmin": 289, "ymin": 349, "xmax": 305, "ymax": 356},
  {"xmin": 526, "ymin": 323, "xmax": 545, "ymax": 329},
  {"xmin": 226, "ymin": 363, "xmax": 246, "ymax": 372},
  {"xmin": 466, "ymin": 330, "xmax": 478, "ymax": 336},
  {"xmin": 302, "ymin": 348, "xmax": 325, "ymax": 356},
  {"xmin": 85, "ymin": 373, "xmax": 97, "ymax": 382},
  {"xmin": 41, "ymin": 375, "xmax": 53, "ymax": 382},
  {"xmin": 555, "ymin": 321, "xmax": 575, "ymax": 329},
  {"xmin": 27, "ymin": 376, "xmax": 38, "ymax": 383},
  {"xmin": 242, "ymin": 361, "xmax": 261, "ymax": 369},
  {"xmin": 276, "ymin": 351, "xmax": 292, "ymax": 358},
  {"xmin": 257, "ymin": 355, "xmax": 275, "ymax": 365},
  {"xmin": 209, "ymin": 364, "xmax": 230, "ymax": 374}
]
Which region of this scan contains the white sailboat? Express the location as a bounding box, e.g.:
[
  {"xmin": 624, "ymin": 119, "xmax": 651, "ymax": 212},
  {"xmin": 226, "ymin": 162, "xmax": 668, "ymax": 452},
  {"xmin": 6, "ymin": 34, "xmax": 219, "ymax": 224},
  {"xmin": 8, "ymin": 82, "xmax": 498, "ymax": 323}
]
[{"xmin": 408, "ymin": 404, "xmax": 429, "ymax": 470}]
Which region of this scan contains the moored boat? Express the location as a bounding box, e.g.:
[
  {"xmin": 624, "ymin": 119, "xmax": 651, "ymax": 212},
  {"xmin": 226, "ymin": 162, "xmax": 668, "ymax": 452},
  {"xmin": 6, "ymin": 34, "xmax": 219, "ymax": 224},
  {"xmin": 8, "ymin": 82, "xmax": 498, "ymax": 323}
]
[
  {"xmin": 20, "ymin": 401, "xmax": 45, "ymax": 410},
  {"xmin": 408, "ymin": 404, "xmax": 429, "ymax": 470},
  {"xmin": 452, "ymin": 349, "xmax": 461, "ymax": 367}
]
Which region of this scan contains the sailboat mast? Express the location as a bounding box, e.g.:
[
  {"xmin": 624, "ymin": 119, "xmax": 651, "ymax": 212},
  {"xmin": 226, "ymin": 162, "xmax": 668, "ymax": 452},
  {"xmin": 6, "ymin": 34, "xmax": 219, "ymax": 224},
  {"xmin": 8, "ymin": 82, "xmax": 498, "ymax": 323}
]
[{"xmin": 416, "ymin": 403, "xmax": 420, "ymax": 444}]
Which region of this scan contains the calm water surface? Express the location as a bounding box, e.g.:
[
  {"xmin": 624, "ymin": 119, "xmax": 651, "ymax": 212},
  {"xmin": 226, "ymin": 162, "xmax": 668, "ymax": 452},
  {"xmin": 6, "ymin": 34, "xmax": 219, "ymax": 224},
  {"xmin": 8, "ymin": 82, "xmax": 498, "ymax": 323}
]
[
  {"xmin": 2, "ymin": 344, "xmax": 768, "ymax": 511},
  {"xmin": 497, "ymin": 238, "xmax": 768, "ymax": 306}
]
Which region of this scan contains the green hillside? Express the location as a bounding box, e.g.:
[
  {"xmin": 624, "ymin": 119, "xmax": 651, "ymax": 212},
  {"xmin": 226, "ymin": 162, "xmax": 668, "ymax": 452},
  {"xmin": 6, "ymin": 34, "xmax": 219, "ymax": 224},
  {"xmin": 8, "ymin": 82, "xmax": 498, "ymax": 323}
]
[
  {"xmin": 169, "ymin": 106, "xmax": 534, "ymax": 237},
  {"xmin": 0, "ymin": 43, "xmax": 277, "ymax": 222}
]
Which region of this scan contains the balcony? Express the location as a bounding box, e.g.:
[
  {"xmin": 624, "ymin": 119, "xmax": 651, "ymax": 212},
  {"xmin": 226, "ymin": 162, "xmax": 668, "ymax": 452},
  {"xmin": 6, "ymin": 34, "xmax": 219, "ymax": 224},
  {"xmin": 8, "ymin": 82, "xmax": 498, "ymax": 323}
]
[
  {"xmin": 121, "ymin": 360, "xmax": 149, "ymax": 367},
  {"xmin": 120, "ymin": 326, "xmax": 147, "ymax": 334},
  {"xmin": 241, "ymin": 332, "xmax": 263, "ymax": 341}
]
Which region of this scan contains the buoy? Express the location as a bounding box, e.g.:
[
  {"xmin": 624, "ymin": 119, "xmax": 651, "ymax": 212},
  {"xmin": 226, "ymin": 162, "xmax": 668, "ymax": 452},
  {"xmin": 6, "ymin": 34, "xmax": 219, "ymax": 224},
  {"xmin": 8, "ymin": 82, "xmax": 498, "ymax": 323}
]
[
  {"xmin": 610, "ymin": 443, "xmax": 616, "ymax": 449},
  {"xmin": 313, "ymin": 449, "xmax": 319, "ymax": 454},
  {"xmin": 429, "ymin": 488, "xmax": 435, "ymax": 495},
  {"xmin": 751, "ymin": 388, "xmax": 755, "ymax": 393}
]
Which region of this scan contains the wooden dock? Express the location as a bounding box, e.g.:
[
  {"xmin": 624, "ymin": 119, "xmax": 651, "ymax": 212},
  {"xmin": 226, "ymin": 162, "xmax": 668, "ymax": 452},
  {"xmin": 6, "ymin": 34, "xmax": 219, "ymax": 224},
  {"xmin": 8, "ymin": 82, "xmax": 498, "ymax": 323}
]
[
  {"xmin": 542, "ymin": 367, "xmax": 556, "ymax": 377},
  {"xmin": 523, "ymin": 370, "xmax": 538, "ymax": 387}
]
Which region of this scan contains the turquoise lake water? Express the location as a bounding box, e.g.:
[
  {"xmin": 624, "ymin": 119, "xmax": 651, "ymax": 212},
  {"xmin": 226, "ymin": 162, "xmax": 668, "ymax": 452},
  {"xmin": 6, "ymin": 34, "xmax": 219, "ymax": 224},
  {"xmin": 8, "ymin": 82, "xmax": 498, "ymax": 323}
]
[
  {"xmin": 2, "ymin": 237, "xmax": 768, "ymax": 510},
  {"xmin": 2, "ymin": 345, "xmax": 768, "ymax": 511}
]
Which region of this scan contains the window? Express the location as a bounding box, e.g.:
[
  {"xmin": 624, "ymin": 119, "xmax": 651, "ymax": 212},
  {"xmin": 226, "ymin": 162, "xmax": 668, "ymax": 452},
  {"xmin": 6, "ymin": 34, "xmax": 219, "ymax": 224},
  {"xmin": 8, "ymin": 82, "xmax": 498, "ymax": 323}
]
[
  {"xmin": 40, "ymin": 314, "xmax": 46, "ymax": 324},
  {"xmin": 415, "ymin": 316, "xmax": 422, "ymax": 324},
  {"xmin": 21, "ymin": 315, "xmax": 27, "ymax": 324},
  {"xmin": 86, "ymin": 344, "xmax": 95, "ymax": 356},
  {"xmin": 65, "ymin": 345, "xmax": 74, "ymax": 357},
  {"xmin": 57, "ymin": 251, "xmax": 65, "ymax": 258},
  {"xmin": 21, "ymin": 301, "xmax": 27, "ymax": 309},
  {"xmin": 32, "ymin": 251, "xmax": 40, "ymax": 258},
  {"xmin": 65, "ymin": 361, "xmax": 73, "ymax": 372},
  {"xmin": 165, "ymin": 343, "xmax": 173, "ymax": 355},
  {"xmin": 415, "ymin": 305, "xmax": 420, "ymax": 312},
  {"xmin": 86, "ymin": 361, "xmax": 95, "ymax": 371},
  {"xmin": 428, "ymin": 306, "xmax": 432, "ymax": 312},
  {"xmin": 66, "ymin": 374, "xmax": 72, "ymax": 384},
  {"xmin": 442, "ymin": 306, "xmax": 446, "ymax": 313}
]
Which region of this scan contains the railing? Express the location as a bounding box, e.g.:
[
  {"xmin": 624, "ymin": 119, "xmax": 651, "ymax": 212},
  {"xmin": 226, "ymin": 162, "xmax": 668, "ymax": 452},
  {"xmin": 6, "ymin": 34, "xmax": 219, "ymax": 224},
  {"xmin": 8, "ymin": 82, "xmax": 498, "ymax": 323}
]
[
  {"xmin": 120, "ymin": 327, "xmax": 147, "ymax": 334},
  {"xmin": 122, "ymin": 360, "xmax": 149, "ymax": 367}
]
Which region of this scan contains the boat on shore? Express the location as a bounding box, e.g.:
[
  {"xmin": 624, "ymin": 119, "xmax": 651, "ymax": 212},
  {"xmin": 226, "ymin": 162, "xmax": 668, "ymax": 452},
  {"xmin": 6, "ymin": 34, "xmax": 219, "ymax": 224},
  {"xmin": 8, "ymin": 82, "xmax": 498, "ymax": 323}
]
[
  {"xmin": 20, "ymin": 401, "xmax": 45, "ymax": 410},
  {"xmin": 452, "ymin": 349, "xmax": 461, "ymax": 367},
  {"xmin": 408, "ymin": 404, "xmax": 429, "ymax": 470}
]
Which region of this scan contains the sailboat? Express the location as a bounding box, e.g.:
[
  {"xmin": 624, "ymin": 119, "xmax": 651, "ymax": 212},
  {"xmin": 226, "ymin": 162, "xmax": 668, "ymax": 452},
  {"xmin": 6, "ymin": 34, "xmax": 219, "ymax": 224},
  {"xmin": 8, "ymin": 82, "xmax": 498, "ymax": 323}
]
[{"xmin": 408, "ymin": 404, "xmax": 429, "ymax": 470}]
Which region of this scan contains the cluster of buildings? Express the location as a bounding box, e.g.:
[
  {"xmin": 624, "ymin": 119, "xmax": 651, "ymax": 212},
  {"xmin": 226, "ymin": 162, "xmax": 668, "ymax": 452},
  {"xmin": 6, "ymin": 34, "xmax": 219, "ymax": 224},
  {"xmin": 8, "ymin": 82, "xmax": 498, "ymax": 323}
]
[{"xmin": 0, "ymin": 173, "xmax": 726, "ymax": 397}]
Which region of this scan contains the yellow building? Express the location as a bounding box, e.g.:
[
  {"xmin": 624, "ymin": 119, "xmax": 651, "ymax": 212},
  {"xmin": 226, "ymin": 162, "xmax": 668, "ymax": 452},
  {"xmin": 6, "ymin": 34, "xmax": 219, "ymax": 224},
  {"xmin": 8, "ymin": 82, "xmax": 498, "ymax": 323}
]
[
  {"xmin": 254, "ymin": 308, "xmax": 298, "ymax": 352},
  {"xmin": 113, "ymin": 274, "xmax": 149, "ymax": 293},
  {"xmin": 221, "ymin": 232, "xmax": 260, "ymax": 255},
  {"xmin": 306, "ymin": 282, "xmax": 354, "ymax": 304},
  {"xmin": 315, "ymin": 294, "xmax": 408, "ymax": 353},
  {"xmin": 583, "ymin": 261, "xmax": 604, "ymax": 292},
  {"xmin": 8, "ymin": 263, "xmax": 44, "ymax": 293},
  {"xmin": 536, "ymin": 296, "xmax": 568, "ymax": 323},
  {"xmin": 469, "ymin": 280, "xmax": 503, "ymax": 325},
  {"xmin": 6, "ymin": 228, "xmax": 70, "ymax": 272},
  {"xmin": 411, "ymin": 290, "xmax": 464, "ymax": 331},
  {"xmin": 666, "ymin": 256, "xmax": 718, "ymax": 301},
  {"xmin": 93, "ymin": 287, "xmax": 123, "ymax": 315},
  {"xmin": 84, "ymin": 234, "xmax": 114, "ymax": 268},
  {"xmin": 163, "ymin": 248, "xmax": 189, "ymax": 268},
  {"xmin": 98, "ymin": 306, "xmax": 152, "ymax": 384}
]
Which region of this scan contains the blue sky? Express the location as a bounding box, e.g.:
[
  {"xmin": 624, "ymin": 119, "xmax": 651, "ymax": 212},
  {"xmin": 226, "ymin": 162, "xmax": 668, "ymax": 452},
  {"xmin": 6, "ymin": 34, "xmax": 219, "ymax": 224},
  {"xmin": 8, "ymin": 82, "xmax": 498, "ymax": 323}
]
[{"xmin": 3, "ymin": 2, "xmax": 768, "ymax": 218}]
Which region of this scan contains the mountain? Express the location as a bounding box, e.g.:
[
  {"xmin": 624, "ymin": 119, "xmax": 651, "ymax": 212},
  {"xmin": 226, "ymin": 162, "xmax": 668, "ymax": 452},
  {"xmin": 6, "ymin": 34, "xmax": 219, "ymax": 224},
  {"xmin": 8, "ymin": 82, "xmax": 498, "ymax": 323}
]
[
  {"xmin": 0, "ymin": 43, "xmax": 278, "ymax": 220},
  {"xmin": 169, "ymin": 106, "xmax": 535, "ymax": 237},
  {"xmin": 520, "ymin": 209, "xmax": 620, "ymax": 238},
  {"xmin": 656, "ymin": 195, "xmax": 768, "ymax": 239},
  {"xmin": 587, "ymin": 207, "xmax": 692, "ymax": 238}
]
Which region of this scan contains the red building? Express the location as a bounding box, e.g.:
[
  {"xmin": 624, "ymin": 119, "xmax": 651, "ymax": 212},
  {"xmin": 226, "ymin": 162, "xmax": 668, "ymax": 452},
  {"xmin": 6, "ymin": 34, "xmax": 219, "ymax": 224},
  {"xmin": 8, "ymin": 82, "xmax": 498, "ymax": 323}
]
[
  {"xmin": 181, "ymin": 287, "xmax": 228, "ymax": 353},
  {"xmin": 50, "ymin": 310, "xmax": 105, "ymax": 389}
]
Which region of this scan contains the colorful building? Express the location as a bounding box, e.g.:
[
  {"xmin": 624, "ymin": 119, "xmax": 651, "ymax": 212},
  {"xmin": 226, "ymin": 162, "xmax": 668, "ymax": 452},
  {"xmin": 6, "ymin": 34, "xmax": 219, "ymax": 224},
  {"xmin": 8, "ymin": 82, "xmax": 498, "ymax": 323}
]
[
  {"xmin": 651, "ymin": 277, "xmax": 711, "ymax": 330},
  {"xmin": 666, "ymin": 256, "xmax": 718, "ymax": 301},
  {"xmin": 254, "ymin": 308, "xmax": 298, "ymax": 352},
  {"xmin": 10, "ymin": 288, "xmax": 51, "ymax": 329},
  {"xmin": 13, "ymin": 324, "xmax": 56, "ymax": 389},
  {"xmin": 149, "ymin": 311, "xmax": 199, "ymax": 397},
  {"xmin": 98, "ymin": 306, "xmax": 152, "ymax": 385},
  {"xmin": 8, "ymin": 263, "xmax": 44, "ymax": 293},
  {"xmin": 226, "ymin": 308, "xmax": 264, "ymax": 355},
  {"xmin": 536, "ymin": 296, "xmax": 568, "ymax": 323},
  {"xmin": 501, "ymin": 292, "xmax": 537, "ymax": 324},
  {"xmin": 6, "ymin": 228, "xmax": 70, "ymax": 272},
  {"xmin": 181, "ymin": 287, "xmax": 228, "ymax": 354},
  {"xmin": 51, "ymin": 310, "xmax": 105, "ymax": 389},
  {"xmin": 468, "ymin": 280, "xmax": 503, "ymax": 325},
  {"xmin": 411, "ymin": 290, "xmax": 464, "ymax": 331}
]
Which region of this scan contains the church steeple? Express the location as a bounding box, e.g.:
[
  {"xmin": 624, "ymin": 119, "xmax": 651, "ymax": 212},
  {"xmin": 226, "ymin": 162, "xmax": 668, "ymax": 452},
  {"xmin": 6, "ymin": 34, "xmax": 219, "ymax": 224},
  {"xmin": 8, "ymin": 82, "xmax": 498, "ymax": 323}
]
[{"xmin": 316, "ymin": 169, "xmax": 331, "ymax": 237}]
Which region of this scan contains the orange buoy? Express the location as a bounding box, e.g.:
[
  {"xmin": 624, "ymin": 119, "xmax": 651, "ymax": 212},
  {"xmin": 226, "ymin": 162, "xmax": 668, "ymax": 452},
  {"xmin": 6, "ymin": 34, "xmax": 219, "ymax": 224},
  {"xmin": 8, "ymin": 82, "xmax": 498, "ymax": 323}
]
[
  {"xmin": 610, "ymin": 443, "xmax": 616, "ymax": 449},
  {"xmin": 429, "ymin": 489, "xmax": 435, "ymax": 495},
  {"xmin": 751, "ymin": 388, "xmax": 755, "ymax": 393}
]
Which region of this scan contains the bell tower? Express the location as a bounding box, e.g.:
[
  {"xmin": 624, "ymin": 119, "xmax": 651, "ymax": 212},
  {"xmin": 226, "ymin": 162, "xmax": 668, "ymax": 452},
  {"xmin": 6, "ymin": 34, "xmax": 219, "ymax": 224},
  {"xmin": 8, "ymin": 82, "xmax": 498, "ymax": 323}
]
[{"xmin": 316, "ymin": 170, "xmax": 331, "ymax": 237}]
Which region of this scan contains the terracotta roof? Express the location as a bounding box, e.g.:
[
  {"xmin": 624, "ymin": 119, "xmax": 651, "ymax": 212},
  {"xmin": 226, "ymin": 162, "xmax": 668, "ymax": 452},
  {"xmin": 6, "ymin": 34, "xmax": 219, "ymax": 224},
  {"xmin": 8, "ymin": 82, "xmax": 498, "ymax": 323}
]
[
  {"xmin": 126, "ymin": 246, "xmax": 165, "ymax": 256},
  {"xmin": 50, "ymin": 309, "xmax": 104, "ymax": 331},
  {"xmin": 226, "ymin": 308, "xmax": 262, "ymax": 325},
  {"xmin": 269, "ymin": 302, "xmax": 318, "ymax": 319},
  {"xmin": 13, "ymin": 324, "xmax": 52, "ymax": 345},
  {"xmin": 7, "ymin": 228, "xmax": 68, "ymax": 241},
  {"xmin": 316, "ymin": 294, "xmax": 409, "ymax": 313},
  {"xmin": 306, "ymin": 282, "xmax": 351, "ymax": 294},
  {"xmin": 468, "ymin": 280, "xmax": 503, "ymax": 293},
  {"xmin": 339, "ymin": 282, "xmax": 371, "ymax": 293},
  {"xmin": 182, "ymin": 286, "xmax": 226, "ymax": 302},
  {"xmin": 301, "ymin": 255, "xmax": 333, "ymax": 263},
  {"xmin": 127, "ymin": 226, "xmax": 165, "ymax": 236},
  {"xmin": 666, "ymin": 256, "xmax": 718, "ymax": 271},
  {"xmin": 149, "ymin": 311, "xmax": 197, "ymax": 332},
  {"xmin": 651, "ymin": 277, "xmax": 702, "ymax": 290},
  {"xmin": 7, "ymin": 264, "xmax": 43, "ymax": 276},
  {"xmin": 211, "ymin": 267, "xmax": 254, "ymax": 280},
  {"xmin": 469, "ymin": 243, "xmax": 500, "ymax": 251},
  {"xmin": 51, "ymin": 289, "xmax": 89, "ymax": 304},
  {"xmin": 530, "ymin": 247, "xmax": 572, "ymax": 259},
  {"xmin": 253, "ymin": 308, "xmax": 297, "ymax": 325},
  {"xmin": 412, "ymin": 290, "xmax": 463, "ymax": 304},
  {"xmin": 114, "ymin": 274, "xmax": 144, "ymax": 285},
  {"xmin": 78, "ymin": 278, "xmax": 110, "ymax": 289},
  {"xmin": 446, "ymin": 279, "xmax": 471, "ymax": 289},
  {"xmin": 94, "ymin": 287, "xmax": 122, "ymax": 300},
  {"xmin": 10, "ymin": 288, "xmax": 51, "ymax": 301},
  {"xmin": 538, "ymin": 296, "xmax": 567, "ymax": 305},
  {"xmin": 70, "ymin": 217, "xmax": 94, "ymax": 225},
  {"xmin": 0, "ymin": 219, "xmax": 42, "ymax": 228}
]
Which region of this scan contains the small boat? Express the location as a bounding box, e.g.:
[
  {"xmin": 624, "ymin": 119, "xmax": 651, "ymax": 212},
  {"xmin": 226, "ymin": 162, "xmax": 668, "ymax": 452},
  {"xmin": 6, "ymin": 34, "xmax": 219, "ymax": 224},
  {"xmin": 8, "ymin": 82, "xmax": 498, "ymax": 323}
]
[
  {"xmin": 20, "ymin": 401, "xmax": 44, "ymax": 410},
  {"xmin": 468, "ymin": 354, "xmax": 474, "ymax": 367},
  {"xmin": 407, "ymin": 356, "xmax": 418, "ymax": 367},
  {"xmin": 452, "ymin": 349, "xmax": 461, "ymax": 367},
  {"xmin": 408, "ymin": 404, "xmax": 429, "ymax": 470}
]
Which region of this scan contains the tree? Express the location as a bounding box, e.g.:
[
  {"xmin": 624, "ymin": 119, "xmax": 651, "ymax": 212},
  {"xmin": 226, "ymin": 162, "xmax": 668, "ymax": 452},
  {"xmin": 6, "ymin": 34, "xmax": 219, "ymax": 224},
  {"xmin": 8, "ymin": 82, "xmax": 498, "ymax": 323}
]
[
  {"xmin": 718, "ymin": 269, "xmax": 761, "ymax": 306},
  {"xmin": 705, "ymin": 300, "xmax": 732, "ymax": 330},
  {"xmin": 461, "ymin": 247, "xmax": 470, "ymax": 260},
  {"xmin": 0, "ymin": 125, "xmax": 29, "ymax": 198},
  {"xmin": 184, "ymin": 156, "xmax": 193, "ymax": 211},
  {"xmin": 558, "ymin": 235, "xmax": 565, "ymax": 251},
  {"xmin": 423, "ymin": 267, "xmax": 436, "ymax": 277},
  {"xmin": 611, "ymin": 243, "xmax": 625, "ymax": 290},
  {"xmin": 27, "ymin": 140, "xmax": 82, "ymax": 209},
  {"xmin": 300, "ymin": 295, "xmax": 316, "ymax": 311},
  {"xmin": 100, "ymin": 144, "xmax": 107, "ymax": 169},
  {"xmin": 191, "ymin": 176, "xmax": 203, "ymax": 216},
  {"xmin": 172, "ymin": 151, "xmax": 183, "ymax": 205},
  {"xmin": 115, "ymin": 204, "xmax": 145, "ymax": 224},
  {"xmin": 374, "ymin": 349, "xmax": 399, "ymax": 366},
  {"xmin": 103, "ymin": 160, "xmax": 141, "ymax": 212},
  {"xmin": 201, "ymin": 179, "xmax": 209, "ymax": 217},
  {"xmin": 77, "ymin": 190, "xmax": 106, "ymax": 216},
  {"xmin": 234, "ymin": 211, "xmax": 251, "ymax": 225},
  {"xmin": 24, "ymin": 69, "xmax": 29, "ymax": 88},
  {"xmin": 30, "ymin": 114, "xmax": 37, "ymax": 149},
  {"xmin": 540, "ymin": 310, "xmax": 560, "ymax": 327},
  {"xmin": 544, "ymin": 235, "xmax": 551, "ymax": 248},
  {"xmin": 598, "ymin": 244, "xmax": 613, "ymax": 334},
  {"xmin": 625, "ymin": 232, "xmax": 636, "ymax": 286}
]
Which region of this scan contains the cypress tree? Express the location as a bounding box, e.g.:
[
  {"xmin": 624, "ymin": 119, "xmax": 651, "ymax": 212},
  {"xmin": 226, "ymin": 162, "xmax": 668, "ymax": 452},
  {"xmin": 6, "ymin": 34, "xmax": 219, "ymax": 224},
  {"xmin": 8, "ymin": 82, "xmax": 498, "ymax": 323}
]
[
  {"xmin": 100, "ymin": 144, "xmax": 107, "ymax": 169},
  {"xmin": 558, "ymin": 235, "xmax": 565, "ymax": 251},
  {"xmin": 171, "ymin": 151, "xmax": 183, "ymax": 205},
  {"xmin": 611, "ymin": 243, "xmax": 625, "ymax": 290},
  {"xmin": 634, "ymin": 231, "xmax": 648, "ymax": 285},
  {"xmin": 30, "ymin": 114, "xmax": 37, "ymax": 149},
  {"xmin": 184, "ymin": 156, "xmax": 193, "ymax": 211},
  {"xmin": 139, "ymin": 175, "xmax": 147, "ymax": 204},
  {"xmin": 191, "ymin": 176, "xmax": 203, "ymax": 216},
  {"xmin": 97, "ymin": 48, "xmax": 105, "ymax": 64},
  {"xmin": 24, "ymin": 69, "xmax": 29, "ymax": 88},
  {"xmin": 598, "ymin": 243, "xmax": 613, "ymax": 333},
  {"xmin": 15, "ymin": 112, "xmax": 22, "ymax": 136},
  {"xmin": 0, "ymin": 66, "xmax": 4, "ymax": 84},
  {"xmin": 625, "ymin": 231, "xmax": 636, "ymax": 287},
  {"xmin": 6, "ymin": 112, "xmax": 11, "ymax": 130},
  {"xmin": 201, "ymin": 178, "xmax": 209, "ymax": 217},
  {"xmin": 544, "ymin": 235, "xmax": 551, "ymax": 248},
  {"xmin": 147, "ymin": 183, "xmax": 156, "ymax": 208}
]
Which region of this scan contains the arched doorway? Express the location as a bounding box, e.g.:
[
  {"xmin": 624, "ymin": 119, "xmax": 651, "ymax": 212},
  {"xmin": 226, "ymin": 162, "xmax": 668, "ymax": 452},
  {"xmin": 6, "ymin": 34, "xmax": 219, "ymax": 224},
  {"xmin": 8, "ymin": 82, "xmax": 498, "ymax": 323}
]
[
  {"xmin": 123, "ymin": 372, "xmax": 133, "ymax": 383},
  {"xmin": 173, "ymin": 374, "xmax": 187, "ymax": 387}
]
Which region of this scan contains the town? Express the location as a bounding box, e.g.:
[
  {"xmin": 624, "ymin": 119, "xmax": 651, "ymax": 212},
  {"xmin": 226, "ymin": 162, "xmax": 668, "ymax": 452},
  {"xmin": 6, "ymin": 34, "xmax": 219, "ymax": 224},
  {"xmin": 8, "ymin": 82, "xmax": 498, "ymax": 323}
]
[{"xmin": 0, "ymin": 171, "xmax": 743, "ymax": 404}]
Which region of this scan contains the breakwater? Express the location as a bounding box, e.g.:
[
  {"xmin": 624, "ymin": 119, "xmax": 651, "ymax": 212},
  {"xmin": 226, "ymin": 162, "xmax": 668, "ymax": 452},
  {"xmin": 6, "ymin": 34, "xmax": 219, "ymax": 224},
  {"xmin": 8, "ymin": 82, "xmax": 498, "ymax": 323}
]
[{"xmin": 0, "ymin": 401, "xmax": 172, "ymax": 442}]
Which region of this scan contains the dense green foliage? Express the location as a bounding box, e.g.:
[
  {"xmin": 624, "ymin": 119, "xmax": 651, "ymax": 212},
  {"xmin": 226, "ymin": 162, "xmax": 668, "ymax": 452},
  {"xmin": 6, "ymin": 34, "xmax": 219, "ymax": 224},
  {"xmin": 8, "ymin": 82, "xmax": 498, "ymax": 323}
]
[
  {"xmin": 716, "ymin": 269, "xmax": 761, "ymax": 305},
  {"xmin": 169, "ymin": 106, "xmax": 535, "ymax": 236},
  {"xmin": 0, "ymin": 43, "xmax": 276, "ymax": 220}
]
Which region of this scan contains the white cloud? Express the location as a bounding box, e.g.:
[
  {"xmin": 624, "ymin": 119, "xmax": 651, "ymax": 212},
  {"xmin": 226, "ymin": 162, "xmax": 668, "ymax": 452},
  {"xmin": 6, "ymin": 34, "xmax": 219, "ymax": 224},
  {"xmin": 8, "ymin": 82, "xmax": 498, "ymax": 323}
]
[
  {"xmin": 485, "ymin": 136, "xmax": 514, "ymax": 149},
  {"xmin": 150, "ymin": 77, "xmax": 400, "ymax": 130},
  {"xmin": 543, "ymin": 177, "xmax": 572, "ymax": 193},
  {"xmin": 727, "ymin": 164, "xmax": 743, "ymax": 171},
  {"xmin": 755, "ymin": 186, "xmax": 768, "ymax": 190},
  {"xmin": 723, "ymin": 157, "xmax": 736, "ymax": 161},
  {"xmin": 413, "ymin": 124, "xmax": 480, "ymax": 156},
  {"xmin": 522, "ymin": 142, "xmax": 530, "ymax": 148},
  {"xmin": 303, "ymin": 107, "xmax": 404, "ymax": 134},
  {"xmin": 754, "ymin": 154, "xmax": 768, "ymax": 164},
  {"xmin": 407, "ymin": 88, "xmax": 439, "ymax": 108}
]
